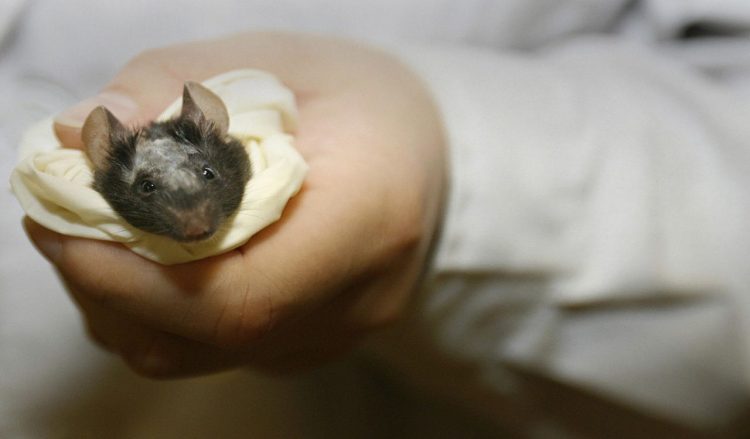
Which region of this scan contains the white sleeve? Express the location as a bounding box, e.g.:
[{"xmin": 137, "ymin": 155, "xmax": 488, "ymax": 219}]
[
  {"xmin": 376, "ymin": 38, "xmax": 750, "ymax": 434},
  {"xmin": 399, "ymin": 38, "xmax": 749, "ymax": 302}
]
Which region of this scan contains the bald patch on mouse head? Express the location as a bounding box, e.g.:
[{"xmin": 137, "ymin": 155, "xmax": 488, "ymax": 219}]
[
  {"xmin": 82, "ymin": 106, "xmax": 128, "ymax": 171},
  {"xmin": 131, "ymin": 137, "xmax": 204, "ymax": 193},
  {"xmin": 181, "ymin": 81, "xmax": 229, "ymax": 136}
]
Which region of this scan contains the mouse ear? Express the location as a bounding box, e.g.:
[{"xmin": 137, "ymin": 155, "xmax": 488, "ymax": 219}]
[
  {"xmin": 181, "ymin": 81, "xmax": 229, "ymax": 136},
  {"xmin": 82, "ymin": 106, "xmax": 125, "ymax": 171}
]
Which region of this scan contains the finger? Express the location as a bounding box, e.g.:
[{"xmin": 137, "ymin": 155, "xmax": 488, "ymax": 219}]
[
  {"xmin": 24, "ymin": 217, "xmax": 271, "ymax": 349},
  {"xmin": 93, "ymin": 317, "xmax": 248, "ymax": 379},
  {"xmin": 50, "ymin": 31, "xmax": 321, "ymax": 149},
  {"xmin": 73, "ymin": 290, "xmax": 249, "ymax": 379},
  {"xmin": 52, "ymin": 53, "xmax": 190, "ymax": 148},
  {"xmin": 53, "ymin": 91, "xmax": 141, "ymax": 148}
]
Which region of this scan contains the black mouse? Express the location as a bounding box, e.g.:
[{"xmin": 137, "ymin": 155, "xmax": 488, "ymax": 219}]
[{"xmin": 82, "ymin": 81, "xmax": 251, "ymax": 242}]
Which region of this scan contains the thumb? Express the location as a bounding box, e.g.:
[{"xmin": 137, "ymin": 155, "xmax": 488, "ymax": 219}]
[
  {"xmin": 53, "ymin": 59, "xmax": 186, "ymax": 148},
  {"xmin": 53, "ymin": 91, "xmax": 139, "ymax": 148}
]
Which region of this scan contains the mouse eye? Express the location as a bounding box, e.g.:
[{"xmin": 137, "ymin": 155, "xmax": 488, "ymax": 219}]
[
  {"xmin": 139, "ymin": 179, "xmax": 157, "ymax": 194},
  {"xmin": 202, "ymin": 167, "xmax": 216, "ymax": 180}
]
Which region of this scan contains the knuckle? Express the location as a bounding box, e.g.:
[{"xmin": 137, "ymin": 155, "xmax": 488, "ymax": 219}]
[
  {"xmin": 83, "ymin": 322, "xmax": 113, "ymax": 351},
  {"xmin": 122, "ymin": 338, "xmax": 179, "ymax": 380},
  {"xmin": 126, "ymin": 358, "xmax": 175, "ymax": 380},
  {"xmin": 379, "ymin": 198, "xmax": 425, "ymax": 264},
  {"xmin": 357, "ymin": 297, "xmax": 405, "ymax": 333},
  {"xmin": 212, "ymin": 290, "xmax": 276, "ymax": 349},
  {"xmin": 71, "ymin": 276, "xmax": 112, "ymax": 304},
  {"xmin": 394, "ymin": 202, "xmax": 426, "ymax": 253}
]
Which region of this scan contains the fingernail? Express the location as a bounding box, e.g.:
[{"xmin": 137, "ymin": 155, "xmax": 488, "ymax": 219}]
[
  {"xmin": 54, "ymin": 91, "xmax": 139, "ymax": 128},
  {"xmin": 23, "ymin": 218, "xmax": 63, "ymax": 263}
]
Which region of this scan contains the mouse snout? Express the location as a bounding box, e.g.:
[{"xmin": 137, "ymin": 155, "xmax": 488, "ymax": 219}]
[
  {"xmin": 181, "ymin": 217, "xmax": 213, "ymax": 241},
  {"xmin": 169, "ymin": 202, "xmax": 218, "ymax": 242}
]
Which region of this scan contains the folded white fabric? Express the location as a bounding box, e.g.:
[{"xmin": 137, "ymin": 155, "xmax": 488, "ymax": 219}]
[{"xmin": 10, "ymin": 69, "xmax": 308, "ymax": 264}]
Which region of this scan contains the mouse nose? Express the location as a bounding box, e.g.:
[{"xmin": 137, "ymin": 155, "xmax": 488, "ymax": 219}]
[
  {"xmin": 176, "ymin": 212, "xmax": 215, "ymax": 241},
  {"xmin": 182, "ymin": 220, "xmax": 212, "ymax": 240},
  {"xmin": 169, "ymin": 201, "xmax": 217, "ymax": 242}
]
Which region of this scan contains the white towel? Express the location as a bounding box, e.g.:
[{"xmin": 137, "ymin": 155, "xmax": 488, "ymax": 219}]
[{"xmin": 10, "ymin": 69, "xmax": 308, "ymax": 264}]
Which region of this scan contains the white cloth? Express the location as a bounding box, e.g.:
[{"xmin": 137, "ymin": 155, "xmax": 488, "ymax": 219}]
[
  {"xmin": 9, "ymin": 69, "xmax": 308, "ymax": 264},
  {"xmin": 2, "ymin": 0, "xmax": 750, "ymax": 437}
]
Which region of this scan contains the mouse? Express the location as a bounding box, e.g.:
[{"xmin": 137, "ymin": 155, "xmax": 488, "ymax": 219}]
[{"xmin": 82, "ymin": 81, "xmax": 251, "ymax": 242}]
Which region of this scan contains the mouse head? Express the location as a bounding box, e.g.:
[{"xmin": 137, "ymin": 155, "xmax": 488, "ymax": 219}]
[{"xmin": 82, "ymin": 82, "xmax": 250, "ymax": 242}]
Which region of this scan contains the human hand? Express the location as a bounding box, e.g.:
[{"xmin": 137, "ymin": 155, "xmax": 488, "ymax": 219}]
[{"xmin": 24, "ymin": 32, "xmax": 446, "ymax": 377}]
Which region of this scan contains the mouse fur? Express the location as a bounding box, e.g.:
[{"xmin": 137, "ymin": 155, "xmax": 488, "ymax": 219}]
[{"xmin": 82, "ymin": 82, "xmax": 251, "ymax": 242}]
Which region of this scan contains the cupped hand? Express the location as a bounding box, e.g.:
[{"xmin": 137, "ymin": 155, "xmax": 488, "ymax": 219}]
[{"xmin": 24, "ymin": 32, "xmax": 446, "ymax": 377}]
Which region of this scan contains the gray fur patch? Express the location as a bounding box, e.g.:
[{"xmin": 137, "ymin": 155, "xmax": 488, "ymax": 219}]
[{"xmin": 132, "ymin": 138, "xmax": 203, "ymax": 192}]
